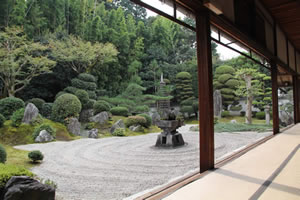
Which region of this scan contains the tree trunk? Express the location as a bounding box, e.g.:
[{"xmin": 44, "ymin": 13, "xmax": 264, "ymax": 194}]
[{"xmin": 245, "ymin": 75, "xmax": 252, "ymax": 124}]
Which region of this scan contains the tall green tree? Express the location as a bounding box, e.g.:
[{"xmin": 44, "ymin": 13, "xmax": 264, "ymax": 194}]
[{"xmin": 0, "ymin": 27, "xmax": 56, "ymax": 97}]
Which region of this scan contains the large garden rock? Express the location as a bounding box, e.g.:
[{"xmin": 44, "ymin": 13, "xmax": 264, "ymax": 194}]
[
  {"xmin": 89, "ymin": 112, "xmax": 109, "ymax": 125},
  {"xmin": 88, "ymin": 129, "xmax": 98, "ymax": 138},
  {"xmin": 22, "ymin": 103, "xmax": 39, "ymax": 124},
  {"xmin": 110, "ymin": 119, "xmax": 125, "ymax": 134},
  {"xmin": 129, "ymin": 125, "xmax": 143, "ymax": 132},
  {"xmin": 151, "ymin": 113, "xmax": 161, "ymax": 125},
  {"xmin": 79, "ymin": 109, "xmax": 94, "ymax": 122},
  {"xmin": 3, "ymin": 176, "xmax": 55, "ymax": 200},
  {"xmin": 67, "ymin": 118, "xmax": 81, "ymax": 136},
  {"xmin": 35, "ymin": 130, "xmax": 54, "ymax": 143}
]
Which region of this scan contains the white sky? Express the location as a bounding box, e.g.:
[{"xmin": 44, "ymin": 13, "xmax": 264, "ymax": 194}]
[{"xmin": 141, "ymin": 0, "xmax": 246, "ymax": 60}]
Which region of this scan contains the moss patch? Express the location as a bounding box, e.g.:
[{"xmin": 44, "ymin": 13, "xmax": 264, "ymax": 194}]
[
  {"xmin": 43, "ymin": 119, "xmax": 74, "ymax": 141},
  {"xmin": 4, "ymin": 145, "xmax": 34, "ymax": 169},
  {"xmin": 0, "ymin": 121, "xmax": 34, "ymax": 145}
]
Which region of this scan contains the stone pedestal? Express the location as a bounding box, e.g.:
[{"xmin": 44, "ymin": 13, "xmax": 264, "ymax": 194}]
[{"xmin": 155, "ymin": 120, "xmax": 185, "ymax": 147}]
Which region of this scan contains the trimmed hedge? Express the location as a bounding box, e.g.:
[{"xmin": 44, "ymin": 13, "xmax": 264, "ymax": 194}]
[
  {"xmin": 41, "ymin": 103, "xmax": 53, "ymax": 119},
  {"xmin": 28, "ymin": 150, "xmax": 44, "ymax": 162},
  {"xmin": 93, "ymin": 100, "xmax": 111, "ymax": 115},
  {"xmin": 32, "ymin": 124, "xmax": 56, "ymax": 140},
  {"xmin": 71, "ymin": 78, "xmax": 97, "ymax": 91},
  {"xmin": 125, "ymin": 116, "xmax": 147, "ymax": 127},
  {"xmin": 134, "ymin": 105, "xmax": 149, "ymax": 114},
  {"xmin": 112, "ymin": 128, "xmax": 125, "ymax": 136},
  {"xmin": 28, "ymin": 98, "xmax": 45, "ymax": 111},
  {"xmin": 55, "ymin": 91, "xmax": 67, "ymax": 99},
  {"xmin": 138, "ymin": 114, "xmax": 152, "ymax": 128},
  {"xmin": 256, "ymin": 111, "xmax": 265, "ymax": 120},
  {"xmin": 110, "ymin": 107, "xmax": 129, "ymax": 116},
  {"xmin": 215, "ymin": 65, "xmax": 235, "ymax": 74},
  {"xmin": 0, "ymin": 97, "xmax": 25, "ymax": 119},
  {"xmin": 221, "ymin": 111, "xmax": 230, "ymax": 118},
  {"xmin": 78, "ymin": 73, "xmax": 96, "ymax": 82},
  {"xmin": 0, "ymin": 114, "xmax": 5, "ymax": 128},
  {"xmin": 75, "ymin": 89, "xmax": 89, "ymax": 106},
  {"xmin": 176, "ymin": 72, "xmax": 192, "ymax": 79},
  {"xmin": 10, "ymin": 108, "xmax": 25, "ymax": 127},
  {"xmin": 0, "ymin": 164, "xmax": 33, "ymax": 188},
  {"xmin": 51, "ymin": 94, "xmax": 82, "ymax": 123},
  {"xmin": 0, "ymin": 145, "xmax": 6, "ymax": 164}
]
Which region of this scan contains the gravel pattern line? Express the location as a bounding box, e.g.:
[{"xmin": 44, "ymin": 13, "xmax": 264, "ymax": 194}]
[{"xmin": 15, "ymin": 125, "xmax": 272, "ymax": 200}]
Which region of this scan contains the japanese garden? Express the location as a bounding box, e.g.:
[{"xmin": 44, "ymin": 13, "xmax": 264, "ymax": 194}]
[{"xmin": 0, "ymin": 0, "xmax": 295, "ymax": 199}]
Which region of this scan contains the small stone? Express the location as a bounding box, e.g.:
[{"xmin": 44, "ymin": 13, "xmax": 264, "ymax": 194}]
[
  {"xmin": 4, "ymin": 176, "xmax": 55, "ymax": 200},
  {"xmin": 230, "ymin": 120, "xmax": 237, "ymax": 124},
  {"xmin": 35, "ymin": 130, "xmax": 54, "ymax": 143},
  {"xmin": 110, "ymin": 119, "xmax": 125, "ymax": 134},
  {"xmin": 129, "ymin": 125, "xmax": 143, "ymax": 132},
  {"xmin": 89, "ymin": 112, "xmax": 109, "ymax": 125},
  {"xmin": 88, "ymin": 129, "xmax": 98, "ymax": 138},
  {"xmin": 22, "ymin": 103, "xmax": 39, "ymax": 124},
  {"xmin": 67, "ymin": 118, "xmax": 81, "ymax": 136}
]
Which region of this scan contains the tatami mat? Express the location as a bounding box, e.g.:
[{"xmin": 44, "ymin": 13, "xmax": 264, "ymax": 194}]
[{"xmin": 164, "ymin": 124, "xmax": 300, "ymax": 200}]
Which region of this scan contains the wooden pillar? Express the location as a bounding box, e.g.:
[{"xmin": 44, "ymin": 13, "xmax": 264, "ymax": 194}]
[
  {"xmin": 271, "ymin": 60, "xmax": 279, "ymax": 134},
  {"xmin": 293, "ymin": 76, "xmax": 300, "ymax": 123},
  {"xmin": 196, "ymin": 11, "xmax": 214, "ymax": 173}
]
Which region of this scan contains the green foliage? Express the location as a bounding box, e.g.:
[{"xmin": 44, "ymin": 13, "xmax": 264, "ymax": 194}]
[
  {"xmin": 0, "ymin": 114, "xmax": 5, "ymax": 128},
  {"xmin": 93, "ymin": 100, "xmax": 111, "ymax": 115},
  {"xmin": 71, "ymin": 78, "xmax": 97, "ymax": 91},
  {"xmin": 75, "ymin": 89, "xmax": 89, "ymax": 106},
  {"xmin": 28, "ymin": 150, "xmax": 44, "ymax": 162},
  {"xmin": 32, "ymin": 124, "xmax": 56, "ymax": 140},
  {"xmin": 214, "ymin": 65, "xmax": 238, "ymax": 110},
  {"xmin": 0, "ymin": 27, "xmax": 56, "ymax": 96},
  {"xmin": 230, "ymin": 105, "xmax": 242, "ymax": 111},
  {"xmin": 55, "ymin": 91, "xmax": 67, "ymax": 99},
  {"xmin": 181, "ymin": 106, "xmax": 194, "ymax": 118},
  {"xmin": 112, "ymin": 128, "xmax": 125, "ymax": 136},
  {"xmin": 214, "ymin": 123, "xmax": 272, "ymax": 133},
  {"xmin": 28, "ymin": 98, "xmax": 45, "ymax": 111},
  {"xmin": 51, "ymin": 94, "xmax": 82, "ymax": 123},
  {"xmin": 41, "ymin": 103, "xmax": 53, "ymax": 119},
  {"xmin": 214, "ymin": 117, "xmax": 219, "ymax": 125},
  {"xmin": 85, "ymin": 99, "xmax": 96, "ymax": 110},
  {"xmin": 221, "ymin": 111, "xmax": 230, "ymax": 118},
  {"xmin": 176, "ymin": 72, "xmax": 194, "ymax": 103},
  {"xmin": 0, "ymin": 144, "xmax": 6, "ymax": 164},
  {"xmin": 0, "ymin": 97, "xmax": 25, "ymax": 119},
  {"xmin": 10, "ymin": 108, "xmax": 25, "ymax": 127},
  {"xmin": 255, "ymin": 112, "xmax": 265, "ymax": 120},
  {"xmin": 134, "ymin": 105, "xmax": 149, "ymax": 114},
  {"xmin": 110, "ymin": 107, "xmax": 129, "ymax": 117},
  {"xmin": 0, "ymin": 164, "xmax": 33, "ymax": 188},
  {"xmin": 125, "ymin": 116, "xmax": 147, "ymax": 127},
  {"xmin": 64, "ymin": 87, "xmax": 78, "ymax": 95},
  {"xmin": 78, "ymin": 73, "xmax": 96, "ymax": 82},
  {"xmin": 138, "ymin": 114, "xmax": 152, "ymax": 128}
]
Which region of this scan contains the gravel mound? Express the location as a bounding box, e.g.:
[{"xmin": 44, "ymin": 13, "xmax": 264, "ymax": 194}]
[{"xmin": 15, "ymin": 125, "xmax": 271, "ymax": 200}]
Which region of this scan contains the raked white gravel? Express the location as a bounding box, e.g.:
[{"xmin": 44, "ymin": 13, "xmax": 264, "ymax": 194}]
[{"xmin": 15, "ymin": 125, "xmax": 272, "ymax": 200}]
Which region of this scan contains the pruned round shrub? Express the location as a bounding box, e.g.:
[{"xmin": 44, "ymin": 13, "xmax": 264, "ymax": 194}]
[
  {"xmin": 215, "ymin": 65, "xmax": 235, "ymax": 75},
  {"xmin": 55, "ymin": 91, "xmax": 67, "ymax": 99},
  {"xmin": 221, "ymin": 111, "xmax": 230, "ymax": 118},
  {"xmin": 41, "ymin": 103, "xmax": 53, "ymax": 118},
  {"xmin": 125, "ymin": 116, "xmax": 147, "ymax": 127},
  {"xmin": 84, "ymin": 99, "xmax": 95, "ymax": 110},
  {"xmin": 87, "ymin": 91, "xmax": 97, "ymax": 100},
  {"xmin": 28, "ymin": 98, "xmax": 45, "ymax": 111},
  {"xmin": 0, "ymin": 144, "xmax": 7, "ymax": 164},
  {"xmin": 256, "ymin": 111, "xmax": 265, "ymax": 120},
  {"xmin": 230, "ymin": 105, "xmax": 242, "ymax": 111},
  {"xmin": 64, "ymin": 86, "xmax": 78, "ymax": 94},
  {"xmin": 93, "ymin": 100, "xmax": 111, "ymax": 115},
  {"xmin": 138, "ymin": 114, "xmax": 152, "ymax": 128},
  {"xmin": 10, "ymin": 108, "xmax": 25, "ymax": 127},
  {"xmin": 218, "ymin": 74, "xmax": 233, "ymax": 83},
  {"xmin": 110, "ymin": 107, "xmax": 129, "ymax": 116},
  {"xmin": 134, "ymin": 105, "xmax": 149, "ymax": 114},
  {"xmin": 71, "ymin": 78, "xmax": 97, "ymax": 91},
  {"xmin": 32, "ymin": 124, "xmax": 56, "ymax": 140},
  {"xmin": 0, "ymin": 114, "xmax": 5, "ymax": 128},
  {"xmin": 112, "ymin": 128, "xmax": 125, "ymax": 136},
  {"xmin": 28, "ymin": 150, "xmax": 44, "ymax": 162},
  {"xmin": 0, "ymin": 97, "xmax": 25, "ymax": 119},
  {"xmin": 75, "ymin": 89, "xmax": 89, "ymax": 106},
  {"xmin": 0, "ymin": 164, "xmax": 33, "ymax": 188},
  {"xmin": 51, "ymin": 94, "xmax": 82, "ymax": 123},
  {"xmin": 78, "ymin": 73, "xmax": 96, "ymax": 82},
  {"xmin": 176, "ymin": 72, "xmax": 192, "ymax": 79}
]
